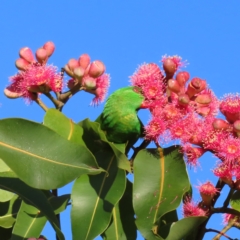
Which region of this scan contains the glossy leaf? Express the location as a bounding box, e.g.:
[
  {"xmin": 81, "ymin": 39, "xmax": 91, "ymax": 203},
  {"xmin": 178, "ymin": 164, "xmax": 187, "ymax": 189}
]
[
  {"xmin": 71, "ymin": 149, "xmax": 126, "ymax": 240},
  {"xmin": 230, "ymin": 190, "xmax": 240, "ymax": 211},
  {"xmin": 79, "ymin": 118, "xmax": 131, "ymax": 172},
  {"xmin": 102, "ymin": 180, "xmax": 137, "ymax": 240},
  {"xmin": 0, "ymin": 118, "xmax": 103, "ymax": 190},
  {"xmin": 166, "ymin": 216, "xmax": 207, "ymax": 240},
  {"xmin": 156, "ymin": 210, "xmax": 178, "ymax": 239},
  {"xmin": 133, "ymin": 146, "xmax": 190, "ymax": 240},
  {"xmin": 0, "ymin": 195, "xmax": 21, "ymax": 228},
  {"xmin": 0, "ymin": 159, "xmax": 14, "ymax": 202},
  {"xmin": 12, "ymin": 194, "xmax": 70, "ymax": 240},
  {"xmin": 43, "ymin": 109, "xmax": 85, "ymax": 146},
  {"xmin": 0, "ymin": 171, "xmax": 64, "ymax": 240}
]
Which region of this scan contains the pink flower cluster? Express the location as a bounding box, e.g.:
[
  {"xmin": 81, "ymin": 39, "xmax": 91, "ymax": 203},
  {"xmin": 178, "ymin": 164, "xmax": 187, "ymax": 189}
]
[
  {"xmin": 130, "ymin": 56, "xmax": 240, "ymax": 173},
  {"xmin": 64, "ymin": 54, "xmax": 110, "ymax": 105},
  {"xmin": 5, "ymin": 42, "xmax": 63, "ymax": 102}
]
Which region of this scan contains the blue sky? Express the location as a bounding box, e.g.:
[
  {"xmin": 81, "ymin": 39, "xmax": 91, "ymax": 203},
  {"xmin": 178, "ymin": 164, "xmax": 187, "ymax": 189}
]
[{"xmin": 1, "ymin": 1, "xmax": 240, "ymax": 239}]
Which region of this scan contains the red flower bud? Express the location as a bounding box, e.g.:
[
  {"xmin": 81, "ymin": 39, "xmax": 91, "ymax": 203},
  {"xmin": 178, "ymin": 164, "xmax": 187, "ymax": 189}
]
[
  {"xmin": 213, "ymin": 118, "xmax": 230, "ymax": 130},
  {"xmin": 43, "ymin": 41, "xmax": 55, "ymax": 57},
  {"xmin": 19, "ymin": 47, "xmax": 35, "ymax": 63},
  {"xmin": 233, "ymin": 120, "xmax": 240, "ymax": 137},
  {"xmin": 15, "ymin": 58, "xmax": 29, "ymax": 70},
  {"xmin": 195, "ymin": 93, "xmax": 212, "ymax": 105},
  {"xmin": 67, "ymin": 59, "xmax": 80, "ymax": 71},
  {"xmin": 83, "ymin": 77, "xmax": 97, "ymax": 90},
  {"xmin": 186, "ymin": 78, "xmax": 207, "ymax": 98},
  {"xmin": 35, "ymin": 48, "xmax": 48, "ymax": 64},
  {"xmin": 79, "ymin": 54, "xmax": 91, "ymax": 69},
  {"xmin": 168, "ymin": 79, "xmax": 181, "ymax": 93},
  {"xmin": 73, "ymin": 66, "xmax": 85, "ymax": 82},
  {"xmin": 64, "ymin": 64, "xmax": 74, "ymax": 77},
  {"xmin": 163, "ymin": 58, "xmax": 177, "ymax": 78},
  {"xmin": 176, "ymin": 71, "xmax": 190, "ymax": 87},
  {"xmin": 178, "ymin": 94, "xmax": 190, "ymax": 106},
  {"xmin": 88, "ymin": 60, "xmax": 105, "ymax": 78}
]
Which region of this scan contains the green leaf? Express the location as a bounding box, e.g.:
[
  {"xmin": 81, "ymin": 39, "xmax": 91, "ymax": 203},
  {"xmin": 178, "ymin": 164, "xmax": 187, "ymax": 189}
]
[
  {"xmin": 0, "ymin": 118, "xmax": 103, "ymax": 190},
  {"xmin": 156, "ymin": 210, "xmax": 178, "ymax": 239},
  {"xmin": 79, "ymin": 118, "xmax": 131, "ymax": 172},
  {"xmin": 133, "ymin": 146, "xmax": 190, "ymax": 240},
  {"xmin": 0, "ymin": 171, "xmax": 64, "ymax": 240},
  {"xmin": 12, "ymin": 194, "xmax": 70, "ymax": 240},
  {"xmin": 0, "ymin": 195, "xmax": 21, "ymax": 228},
  {"xmin": 102, "ymin": 180, "xmax": 137, "ymax": 240},
  {"xmin": 0, "ymin": 159, "xmax": 14, "ymax": 202},
  {"xmin": 71, "ymin": 149, "xmax": 126, "ymax": 240},
  {"xmin": 166, "ymin": 216, "xmax": 207, "ymax": 240},
  {"xmin": 43, "ymin": 109, "xmax": 85, "ymax": 146},
  {"xmin": 230, "ymin": 190, "xmax": 240, "ymax": 212}
]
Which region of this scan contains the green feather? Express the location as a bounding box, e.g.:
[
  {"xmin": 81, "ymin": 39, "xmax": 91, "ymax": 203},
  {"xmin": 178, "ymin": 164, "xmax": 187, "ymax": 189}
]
[{"xmin": 96, "ymin": 86, "xmax": 144, "ymax": 146}]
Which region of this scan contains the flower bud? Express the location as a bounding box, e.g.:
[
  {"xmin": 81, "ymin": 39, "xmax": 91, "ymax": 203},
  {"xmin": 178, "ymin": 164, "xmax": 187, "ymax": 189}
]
[
  {"xmin": 79, "ymin": 54, "xmax": 91, "ymax": 69},
  {"xmin": 4, "ymin": 88, "xmax": 23, "ymax": 98},
  {"xmin": 195, "ymin": 93, "xmax": 212, "ymax": 105},
  {"xmin": 196, "ymin": 107, "xmax": 210, "ymax": 117},
  {"xmin": 67, "ymin": 79, "xmax": 76, "ymax": 89},
  {"xmin": 168, "ymin": 79, "xmax": 181, "ymax": 94},
  {"xmin": 83, "ymin": 77, "xmax": 97, "ymax": 90},
  {"xmin": 233, "ymin": 120, "xmax": 240, "ymax": 137},
  {"xmin": 178, "ymin": 94, "xmax": 190, "ymax": 106},
  {"xmin": 35, "ymin": 48, "xmax": 48, "ymax": 64},
  {"xmin": 213, "ymin": 118, "xmax": 230, "ymax": 131},
  {"xmin": 64, "ymin": 64, "xmax": 74, "ymax": 77},
  {"xmin": 163, "ymin": 58, "xmax": 177, "ymax": 78},
  {"xmin": 186, "ymin": 78, "xmax": 207, "ymax": 98},
  {"xmin": 19, "ymin": 47, "xmax": 35, "ymax": 63},
  {"xmin": 198, "ymin": 181, "xmax": 218, "ymax": 206},
  {"xmin": 88, "ymin": 60, "xmax": 105, "ymax": 78},
  {"xmin": 43, "ymin": 41, "xmax": 55, "ymax": 57},
  {"xmin": 67, "ymin": 59, "xmax": 79, "ymax": 71},
  {"xmin": 176, "ymin": 71, "xmax": 190, "ymax": 87},
  {"xmin": 73, "ymin": 66, "xmax": 85, "ymax": 82},
  {"xmin": 15, "ymin": 58, "xmax": 29, "ymax": 70}
]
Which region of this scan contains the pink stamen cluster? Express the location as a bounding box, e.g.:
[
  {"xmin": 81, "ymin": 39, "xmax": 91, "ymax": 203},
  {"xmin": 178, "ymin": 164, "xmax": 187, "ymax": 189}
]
[
  {"xmin": 130, "ymin": 55, "xmax": 221, "ymax": 166},
  {"xmin": 196, "ymin": 181, "xmax": 219, "ymax": 206},
  {"xmin": 65, "ymin": 54, "xmax": 110, "ymax": 105},
  {"xmin": 182, "ymin": 198, "xmax": 207, "ymax": 217},
  {"xmin": 4, "ymin": 42, "xmax": 62, "ymax": 102},
  {"xmin": 130, "ymin": 55, "xmax": 240, "ymax": 171},
  {"xmin": 223, "ymin": 213, "xmax": 240, "ymax": 228}
]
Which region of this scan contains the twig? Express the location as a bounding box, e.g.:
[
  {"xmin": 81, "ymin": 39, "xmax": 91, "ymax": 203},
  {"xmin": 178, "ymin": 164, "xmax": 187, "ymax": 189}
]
[
  {"xmin": 196, "ymin": 179, "xmax": 225, "ymax": 240},
  {"xmin": 206, "ymin": 228, "xmax": 237, "ymax": 240},
  {"xmin": 44, "ymin": 92, "xmax": 64, "ymax": 110},
  {"xmin": 35, "ymin": 98, "xmax": 48, "ymax": 112},
  {"xmin": 129, "ymin": 139, "xmax": 151, "ymax": 169},
  {"xmin": 52, "ymin": 189, "xmax": 60, "ymax": 240},
  {"xmin": 212, "ymin": 219, "xmax": 237, "ymax": 240}
]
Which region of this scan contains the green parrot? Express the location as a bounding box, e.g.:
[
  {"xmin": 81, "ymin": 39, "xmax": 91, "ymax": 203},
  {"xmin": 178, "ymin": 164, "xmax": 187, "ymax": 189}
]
[{"xmin": 96, "ymin": 86, "xmax": 145, "ymax": 151}]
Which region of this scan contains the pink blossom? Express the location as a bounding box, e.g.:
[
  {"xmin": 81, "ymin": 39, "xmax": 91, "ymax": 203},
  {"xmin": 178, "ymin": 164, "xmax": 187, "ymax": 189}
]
[
  {"xmin": 181, "ymin": 144, "xmax": 206, "ymax": 167},
  {"xmin": 5, "ymin": 63, "xmax": 63, "ymax": 102},
  {"xmin": 216, "ymin": 136, "xmax": 240, "ymax": 163},
  {"xmin": 144, "ymin": 116, "xmax": 166, "ymax": 142},
  {"xmin": 89, "ymin": 73, "xmax": 110, "ymax": 105},
  {"xmin": 220, "ymin": 94, "xmax": 240, "ymax": 123},
  {"xmin": 223, "ymin": 213, "xmax": 240, "ymax": 228},
  {"xmin": 130, "ymin": 63, "xmax": 163, "ymax": 87},
  {"xmin": 213, "ymin": 163, "xmax": 233, "ymax": 186},
  {"xmin": 183, "ymin": 199, "xmax": 207, "ymax": 217},
  {"xmin": 197, "ymin": 181, "xmax": 218, "ymax": 206}
]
